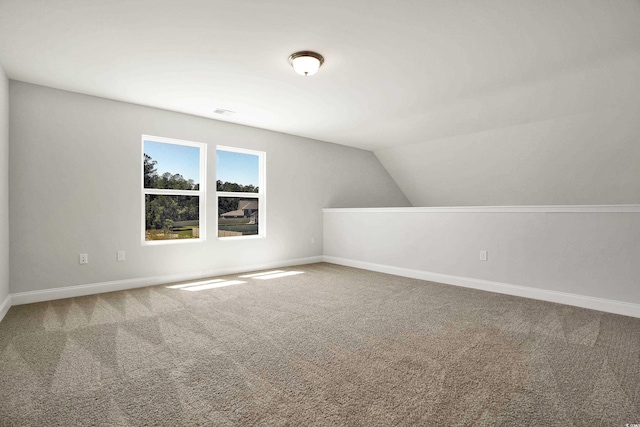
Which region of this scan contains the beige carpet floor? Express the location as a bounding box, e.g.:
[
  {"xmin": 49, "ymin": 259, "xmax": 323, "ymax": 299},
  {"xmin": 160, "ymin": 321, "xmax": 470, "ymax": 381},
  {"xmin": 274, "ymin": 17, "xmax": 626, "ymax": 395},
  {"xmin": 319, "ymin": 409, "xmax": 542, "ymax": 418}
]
[{"xmin": 0, "ymin": 263, "xmax": 639, "ymax": 426}]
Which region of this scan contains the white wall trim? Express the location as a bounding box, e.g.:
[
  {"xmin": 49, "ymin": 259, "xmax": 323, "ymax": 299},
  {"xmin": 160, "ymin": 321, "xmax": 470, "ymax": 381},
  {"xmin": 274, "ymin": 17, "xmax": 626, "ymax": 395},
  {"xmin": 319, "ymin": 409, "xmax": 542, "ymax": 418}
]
[
  {"xmin": 323, "ymin": 205, "xmax": 640, "ymax": 214},
  {"xmin": 323, "ymin": 256, "xmax": 640, "ymax": 318},
  {"xmin": 0, "ymin": 294, "xmax": 11, "ymax": 323},
  {"xmin": 9, "ymin": 256, "xmax": 323, "ymax": 307}
]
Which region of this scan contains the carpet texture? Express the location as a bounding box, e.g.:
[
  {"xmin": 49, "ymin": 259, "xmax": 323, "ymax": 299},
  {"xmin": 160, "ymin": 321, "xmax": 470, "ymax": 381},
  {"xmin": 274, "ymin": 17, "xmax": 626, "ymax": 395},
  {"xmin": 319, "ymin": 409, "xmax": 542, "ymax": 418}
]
[{"xmin": 0, "ymin": 263, "xmax": 638, "ymax": 426}]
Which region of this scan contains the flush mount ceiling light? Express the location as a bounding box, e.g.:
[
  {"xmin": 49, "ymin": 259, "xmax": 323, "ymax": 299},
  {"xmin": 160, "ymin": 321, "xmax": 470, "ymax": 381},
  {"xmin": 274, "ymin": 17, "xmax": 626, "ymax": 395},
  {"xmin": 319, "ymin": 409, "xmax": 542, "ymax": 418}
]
[{"xmin": 288, "ymin": 51, "xmax": 324, "ymax": 76}]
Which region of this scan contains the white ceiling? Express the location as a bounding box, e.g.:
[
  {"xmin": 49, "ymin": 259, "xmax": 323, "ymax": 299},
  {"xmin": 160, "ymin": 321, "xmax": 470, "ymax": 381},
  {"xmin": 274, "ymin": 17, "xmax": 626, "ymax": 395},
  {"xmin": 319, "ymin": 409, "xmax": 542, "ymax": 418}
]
[{"xmin": 1, "ymin": 0, "xmax": 639, "ymax": 151}]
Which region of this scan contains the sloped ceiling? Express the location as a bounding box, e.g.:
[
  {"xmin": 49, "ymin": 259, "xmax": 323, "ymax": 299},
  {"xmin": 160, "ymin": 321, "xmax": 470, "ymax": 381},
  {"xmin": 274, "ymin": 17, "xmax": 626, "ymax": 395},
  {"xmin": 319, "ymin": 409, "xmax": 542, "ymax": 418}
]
[{"xmin": 1, "ymin": 0, "xmax": 638, "ymax": 153}]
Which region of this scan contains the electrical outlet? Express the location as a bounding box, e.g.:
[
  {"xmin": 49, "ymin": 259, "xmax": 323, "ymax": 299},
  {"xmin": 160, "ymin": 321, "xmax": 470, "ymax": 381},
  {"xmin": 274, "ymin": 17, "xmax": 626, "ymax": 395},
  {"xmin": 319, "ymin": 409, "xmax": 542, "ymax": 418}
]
[
  {"xmin": 479, "ymin": 250, "xmax": 488, "ymax": 261},
  {"xmin": 79, "ymin": 253, "xmax": 88, "ymax": 265},
  {"xmin": 117, "ymin": 250, "xmax": 125, "ymax": 262}
]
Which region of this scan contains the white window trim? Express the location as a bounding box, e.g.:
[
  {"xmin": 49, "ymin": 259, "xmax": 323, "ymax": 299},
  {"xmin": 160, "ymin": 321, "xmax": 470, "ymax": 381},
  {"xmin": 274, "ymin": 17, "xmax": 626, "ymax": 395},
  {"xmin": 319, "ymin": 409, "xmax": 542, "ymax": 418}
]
[
  {"xmin": 141, "ymin": 134, "xmax": 207, "ymax": 245},
  {"xmin": 216, "ymin": 145, "xmax": 266, "ymax": 240}
]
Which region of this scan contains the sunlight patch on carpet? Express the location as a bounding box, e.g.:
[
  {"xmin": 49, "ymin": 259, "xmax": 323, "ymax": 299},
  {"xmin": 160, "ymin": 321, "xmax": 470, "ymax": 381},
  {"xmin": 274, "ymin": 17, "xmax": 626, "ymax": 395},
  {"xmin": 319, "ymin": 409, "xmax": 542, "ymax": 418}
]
[
  {"xmin": 166, "ymin": 279, "xmax": 245, "ymax": 292},
  {"xmin": 238, "ymin": 270, "xmax": 286, "ymax": 278},
  {"xmin": 252, "ymin": 271, "xmax": 304, "ymax": 280}
]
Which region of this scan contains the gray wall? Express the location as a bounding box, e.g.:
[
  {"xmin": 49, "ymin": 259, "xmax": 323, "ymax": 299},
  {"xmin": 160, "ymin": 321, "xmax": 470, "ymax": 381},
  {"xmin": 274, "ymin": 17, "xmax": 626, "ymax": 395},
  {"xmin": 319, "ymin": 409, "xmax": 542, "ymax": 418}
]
[
  {"xmin": 9, "ymin": 81, "xmax": 410, "ymax": 294},
  {"xmin": 324, "ymin": 209, "xmax": 640, "ymax": 311},
  {"xmin": 375, "ymin": 52, "xmax": 640, "ymax": 207},
  {"xmin": 0, "ymin": 65, "xmax": 8, "ymax": 304}
]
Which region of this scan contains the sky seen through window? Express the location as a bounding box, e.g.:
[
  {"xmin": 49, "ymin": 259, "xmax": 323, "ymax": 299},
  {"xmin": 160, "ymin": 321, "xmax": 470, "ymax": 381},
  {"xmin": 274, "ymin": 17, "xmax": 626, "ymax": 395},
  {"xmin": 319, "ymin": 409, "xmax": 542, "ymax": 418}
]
[
  {"xmin": 144, "ymin": 140, "xmax": 259, "ymax": 187},
  {"xmin": 144, "ymin": 140, "xmax": 200, "ymax": 184}
]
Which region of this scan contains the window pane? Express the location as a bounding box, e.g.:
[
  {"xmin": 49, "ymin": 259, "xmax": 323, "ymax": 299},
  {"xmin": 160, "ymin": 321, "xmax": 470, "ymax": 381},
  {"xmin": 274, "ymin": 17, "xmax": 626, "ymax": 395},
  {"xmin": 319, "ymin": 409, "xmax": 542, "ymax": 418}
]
[
  {"xmin": 216, "ymin": 150, "xmax": 259, "ymax": 192},
  {"xmin": 144, "ymin": 140, "xmax": 200, "ymax": 189},
  {"xmin": 145, "ymin": 195, "xmax": 200, "ymax": 241},
  {"xmin": 218, "ymin": 197, "xmax": 259, "ymax": 237}
]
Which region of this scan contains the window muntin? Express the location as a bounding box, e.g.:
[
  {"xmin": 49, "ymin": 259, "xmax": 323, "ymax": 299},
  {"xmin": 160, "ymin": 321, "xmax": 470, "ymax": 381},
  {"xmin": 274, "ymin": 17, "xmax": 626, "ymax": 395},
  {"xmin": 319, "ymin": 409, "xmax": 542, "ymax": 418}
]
[
  {"xmin": 142, "ymin": 135, "xmax": 206, "ymax": 244},
  {"xmin": 216, "ymin": 146, "xmax": 265, "ymax": 239}
]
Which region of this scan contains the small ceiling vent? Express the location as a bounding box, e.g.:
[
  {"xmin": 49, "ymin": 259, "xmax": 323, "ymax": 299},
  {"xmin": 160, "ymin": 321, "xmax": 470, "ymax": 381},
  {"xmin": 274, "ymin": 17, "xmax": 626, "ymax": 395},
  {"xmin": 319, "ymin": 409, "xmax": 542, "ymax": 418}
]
[{"xmin": 214, "ymin": 109, "xmax": 236, "ymax": 116}]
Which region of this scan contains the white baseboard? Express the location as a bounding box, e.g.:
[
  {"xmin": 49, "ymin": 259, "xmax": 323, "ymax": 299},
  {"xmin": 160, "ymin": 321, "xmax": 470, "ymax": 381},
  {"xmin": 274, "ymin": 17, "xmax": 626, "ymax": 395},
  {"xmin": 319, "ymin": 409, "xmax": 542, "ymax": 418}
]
[
  {"xmin": 323, "ymin": 256, "xmax": 640, "ymax": 318},
  {"xmin": 0, "ymin": 294, "xmax": 11, "ymax": 324},
  {"xmin": 10, "ymin": 256, "xmax": 323, "ymax": 307},
  {"xmin": 6, "ymin": 254, "xmax": 638, "ymax": 320}
]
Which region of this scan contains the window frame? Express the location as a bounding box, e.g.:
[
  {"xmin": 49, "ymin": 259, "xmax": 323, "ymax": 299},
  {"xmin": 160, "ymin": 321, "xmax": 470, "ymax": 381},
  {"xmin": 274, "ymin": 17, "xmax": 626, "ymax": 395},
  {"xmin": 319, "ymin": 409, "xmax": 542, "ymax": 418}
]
[
  {"xmin": 141, "ymin": 134, "xmax": 207, "ymax": 245},
  {"xmin": 216, "ymin": 145, "xmax": 266, "ymax": 240}
]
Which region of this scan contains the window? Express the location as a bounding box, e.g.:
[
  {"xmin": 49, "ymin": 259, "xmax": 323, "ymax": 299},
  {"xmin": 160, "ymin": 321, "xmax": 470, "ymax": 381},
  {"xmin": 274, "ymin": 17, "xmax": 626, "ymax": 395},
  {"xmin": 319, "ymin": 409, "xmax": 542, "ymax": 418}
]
[
  {"xmin": 142, "ymin": 135, "xmax": 206, "ymax": 244},
  {"xmin": 216, "ymin": 146, "xmax": 266, "ymax": 239}
]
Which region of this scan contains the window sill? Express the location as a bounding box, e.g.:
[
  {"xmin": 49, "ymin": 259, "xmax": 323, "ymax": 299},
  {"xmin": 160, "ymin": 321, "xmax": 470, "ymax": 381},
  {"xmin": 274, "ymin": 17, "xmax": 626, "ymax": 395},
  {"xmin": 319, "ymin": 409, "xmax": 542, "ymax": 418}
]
[
  {"xmin": 217, "ymin": 235, "xmax": 265, "ymax": 241},
  {"xmin": 142, "ymin": 238, "xmax": 206, "ymax": 246}
]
